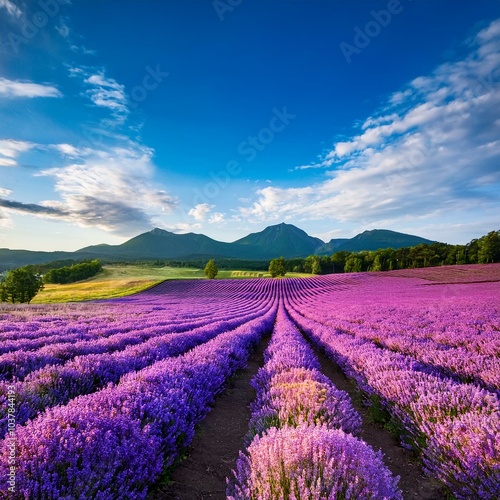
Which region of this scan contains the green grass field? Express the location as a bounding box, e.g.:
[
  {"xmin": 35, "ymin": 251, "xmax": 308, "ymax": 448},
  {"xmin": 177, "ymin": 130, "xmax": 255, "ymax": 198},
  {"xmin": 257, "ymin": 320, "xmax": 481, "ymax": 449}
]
[
  {"xmin": 32, "ymin": 265, "xmax": 204, "ymax": 303},
  {"xmin": 32, "ymin": 265, "xmax": 313, "ymax": 303}
]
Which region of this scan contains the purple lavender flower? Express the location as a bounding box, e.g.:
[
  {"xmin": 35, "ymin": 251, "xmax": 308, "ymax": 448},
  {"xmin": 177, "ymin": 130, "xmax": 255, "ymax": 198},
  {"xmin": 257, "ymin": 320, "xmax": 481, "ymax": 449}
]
[
  {"xmin": 227, "ymin": 424, "xmax": 402, "ymax": 499},
  {"xmin": 0, "ymin": 297, "xmax": 277, "ymax": 498}
]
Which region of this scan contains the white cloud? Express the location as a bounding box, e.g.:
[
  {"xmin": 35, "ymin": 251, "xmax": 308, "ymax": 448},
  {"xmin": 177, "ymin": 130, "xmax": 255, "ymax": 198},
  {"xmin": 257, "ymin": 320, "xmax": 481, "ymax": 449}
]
[
  {"xmin": 0, "ymin": 78, "xmax": 62, "ymax": 98},
  {"xmin": 187, "ymin": 203, "xmax": 225, "ymax": 225},
  {"xmin": 70, "ymin": 45, "xmax": 97, "ymax": 55},
  {"xmin": 0, "ymin": 187, "xmax": 13, "ymax": 227},
  {"xmin": 68, "ymin": 67, "xmax": 85, "ymax": 77},
  {"xmin": 0, "ymin": 0, "xmax": 22, "ymax": 18},
  {"xmin": 55, "ymin": 17, "xmax": 70, "ymax": 39},
  {"xmin": 0, "ymin": 213, "xmax": 12, "ymax": 228},
  {"xmin": 0, "ymin": 158, "xmax": 17, "ymax": 167},
  {"xmin": 240, "ymin": 19, "xmax": 500, "ymax": 229},
  {"xmin": 33, "ymin": 147, "xmax": 177, "ymax": 234},
  {"xmin": 208, "ymin": 212, "xmax": 225, "ymax": 224},
  {"xmin": 292, "ymin": 163, "xmax": 323, "ymax": 171},
  {"xmin": 53, "ymin": 143, "xmax": 80, "ymax": 157},
  {"xmin": 85, "ymin": 74, "xmax": 117, "ymax": 88},
  {"xmin": 68, "ymin": 67, "xmax": 130, "ymax": 125},
  {"xmin": 83, "ymin": 71, "xmax": 128, "ymax": 121},
  {"xmin": 477, "ymin": 19, "xmax": 500, "ymax": 43},
  {"xmin": 0, "ymin": 139, "xmax": 35, "ymax": 167},
  {"xmin": 0, "ymin": 139, "xmax": 34, "ymax": 158},
  {"xmin": 188, "ymin": 203, "xmax": 214, "ymax": 222}
]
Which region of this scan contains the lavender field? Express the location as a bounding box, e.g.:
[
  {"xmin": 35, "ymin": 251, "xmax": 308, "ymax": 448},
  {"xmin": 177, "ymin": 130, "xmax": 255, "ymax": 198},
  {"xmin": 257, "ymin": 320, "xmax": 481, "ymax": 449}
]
[{"xmin": 1, "ymin": 265, "xmax": 499, "ymax": 499}]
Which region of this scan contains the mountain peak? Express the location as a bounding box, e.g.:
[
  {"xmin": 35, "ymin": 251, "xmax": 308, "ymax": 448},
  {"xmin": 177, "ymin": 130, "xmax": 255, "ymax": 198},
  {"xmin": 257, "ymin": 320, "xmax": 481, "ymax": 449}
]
[
  {"xmin": 234, "ymin": 223, "xmax": 324, "ymax": 258},
  {"xmin": 150, "ymin": 227, "xmax": 170, "ymax": 235},
  {"xmin": 73, "ymin": 224, "xmax": 437, "ymax": 261},
  {"xmin": 343, "ymin": 229, "xmax": 435, "ymax": 251},
  {"xmin": 263, "ymin": 222, "xmax": 291, "ymax": 230}
]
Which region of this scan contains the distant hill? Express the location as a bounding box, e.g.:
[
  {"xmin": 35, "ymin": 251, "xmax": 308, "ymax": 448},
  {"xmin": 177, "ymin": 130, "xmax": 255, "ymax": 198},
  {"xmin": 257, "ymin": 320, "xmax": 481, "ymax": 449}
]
[
  {"xmin": 341, "ymin": 229, "xmax": 434, "ymax": 251},
  {"xmin": 234, "ymin": 223, "xmax": 323, "ymax": 258},
  {"xmin": 0, "ymin": 224, "xmax": 436, "ymax": 269},
  {"xmin": 0, "ymin": 249, "xmax": 96, "ymax": 270},
  {"xmin": 315, "ymin": 238, "xmax": 350, "ymax": 254},
  {"xmin": 318, "ymin": 229, "xmax": 434, "ymax": 253},
  {"xmin": 80, "ymin": 223, "xmax": 325, "ymax": 260},
  {"xmin": 79, "ymin": 228, "xmax": 237, "ymax": 259}
]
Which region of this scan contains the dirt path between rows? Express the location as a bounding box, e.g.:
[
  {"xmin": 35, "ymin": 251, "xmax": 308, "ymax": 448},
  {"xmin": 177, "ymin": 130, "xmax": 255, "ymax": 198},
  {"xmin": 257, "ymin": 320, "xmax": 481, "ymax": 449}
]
[
  {"xmin": 148, "ymin": 336, "xmax": 269, "ymax": 499},
  {"xmin": 308, "ymin": 340, "xmax": 448, "ymax": 500},
  {"xmin": 147, "ymin": 331, "xmax": 447, "ymax": 499}
]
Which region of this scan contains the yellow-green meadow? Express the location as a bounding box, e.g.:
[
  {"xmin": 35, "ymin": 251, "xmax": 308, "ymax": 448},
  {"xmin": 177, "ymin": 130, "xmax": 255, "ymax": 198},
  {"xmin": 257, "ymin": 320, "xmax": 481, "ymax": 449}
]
[{"xmin": 32, "ymin": 264, "xmax": 312, "ymax": 303}]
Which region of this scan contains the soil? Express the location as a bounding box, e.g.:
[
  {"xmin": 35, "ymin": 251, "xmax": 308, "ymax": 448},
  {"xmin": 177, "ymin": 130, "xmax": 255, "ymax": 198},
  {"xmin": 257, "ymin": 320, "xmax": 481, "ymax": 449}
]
[
  {"xmin": 148, "ymin": 336, "xmax": 269, "ymax": 499},
  {"xmin": 148, "ymin": 334, "xmax": 448, "ymax": 500},
  {"xmin": 309, "ymin": 341, "xmax": 449, "ymax": 500}
]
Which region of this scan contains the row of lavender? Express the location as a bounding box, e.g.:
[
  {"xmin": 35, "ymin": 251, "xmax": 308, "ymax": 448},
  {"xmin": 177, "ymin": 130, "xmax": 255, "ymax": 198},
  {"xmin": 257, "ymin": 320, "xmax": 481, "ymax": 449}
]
[
  {"xmin": 289, "ymin": 277, "xmax": 499, "ymax": 391},
  {"xmin": 282, "ymin": 276, "xmax": 500, "ymax": 499},
  {"xmin": 1, "ymin": 297, "xmax": 278, "ymax": 498},
  {"xmin": 0, "ymin": 278, "xmax": 272, "ymax": 345},
  {"xmin": 0, "ymin": 280, "xmax": 279, "ymax": 439},
  {"xmin": 0, "ymin": 301, "xmax": 274, "ymax": 439},
  {"xmin": 1, "ymin": 268, "xmax": 498, "ymax": 497},
  {"xmin": 227, "ymin": 305, "xmax": 402, "ymax": 499}
]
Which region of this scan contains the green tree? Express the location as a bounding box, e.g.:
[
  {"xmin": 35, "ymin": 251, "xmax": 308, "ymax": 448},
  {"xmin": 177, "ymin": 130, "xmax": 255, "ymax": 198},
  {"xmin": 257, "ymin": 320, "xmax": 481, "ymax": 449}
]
[
  {"xmin": 362, "ymin": 251, "xmax": 375, "ymax": 271},
  {"xmin": 0, "ymin": 267, "xmax": 44, "ymax": 303},
  {"xmin": 285, "ymin": 258, "xmax": 303, "ymax": 273},
  {"xmin": 371, "ymin": 254, "xmax": 383, "ymax": 272},
  {"xmin": 304, "ymin": 255, "xmax": 321, "ymax": 275},
  {"xmin": 331, "ymin": 251, "xmax": 350, "ymax": 273},
  {"xmin": 204, "ymin": 259, "xmax": 218, "ymax": 279},
  {"xmin": 320, "ymin": 255, "xmax": 334, "ymax": 274},
  {"xmin": 344, "ymin": 256, "xmax": 363, "ymax": 273},
  {"xmin": 477, "ymin": 230, "xmax": 500, "ymax": 264},
  {"xmin": 311, "ymin": 258, "xmax": 321, "ymax": 275},
  {"xmin": 466, "ymin": 238, "xmax": 479, "ymax": 264},
  {"xmin": 269, "ymin": 257, "xmax": 286, "ymax": 278},
  {"xmin": 44, "ymin": 259, "xmax": 102, "ymax": 284}
]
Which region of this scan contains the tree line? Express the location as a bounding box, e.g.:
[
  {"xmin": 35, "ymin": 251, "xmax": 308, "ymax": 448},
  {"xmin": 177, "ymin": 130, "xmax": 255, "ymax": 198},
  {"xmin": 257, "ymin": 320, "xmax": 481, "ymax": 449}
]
[
  {"xmin": 224, "ymin": 230, "xmax": 500, "ymax": 278},
  {"xmin": 281, "ymin": 230, "xmax": 500, "ymax": 275},
  {"xmin": 0, "ymin": 260, "xmax": 103, "ymax": 303},
  {"xmin": 1, "ymin": 230, "xmax": 498, "ymax": 301},
  {"xmin": 42, "ymin": 259, "xmax": 103, "ymax": 284}
]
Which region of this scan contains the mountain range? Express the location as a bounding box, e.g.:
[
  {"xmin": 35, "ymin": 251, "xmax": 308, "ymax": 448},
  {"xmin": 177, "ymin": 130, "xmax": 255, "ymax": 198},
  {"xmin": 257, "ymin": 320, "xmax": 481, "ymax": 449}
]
[{"xmin": 0, "ymin": 223, "xmax": 435, "ymax": 270}]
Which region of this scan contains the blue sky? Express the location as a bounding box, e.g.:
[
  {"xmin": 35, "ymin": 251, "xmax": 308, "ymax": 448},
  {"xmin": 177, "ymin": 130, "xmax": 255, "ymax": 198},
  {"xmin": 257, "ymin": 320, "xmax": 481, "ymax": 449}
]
[{"xmin": 0, "ymin": 0, "xmax": 499, "ymax": 251}]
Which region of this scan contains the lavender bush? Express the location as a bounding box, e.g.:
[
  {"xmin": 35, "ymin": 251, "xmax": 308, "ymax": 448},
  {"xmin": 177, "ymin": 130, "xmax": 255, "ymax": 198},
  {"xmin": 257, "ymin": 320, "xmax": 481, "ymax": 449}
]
[
  {"xmin": 228, "ymin": 305, "xmax": 401, "ymax": 499},
  {"xmin": 0, "ymin": 269, "xmax": 498, "ymax": 498},
  {"xmin": 228, "ymin": 424, "xmax": 402, "ymax": 500},
  {"xmin": 1, "ymin": 302, "xmax": 277, "ymax": 498},
  {"xmin": 283, "ymin": 275, "xmax": 500, "ymax": 498},
  {"xmin": 248, "ymin": 306, "xmax": 361, "ymax": 438}
]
